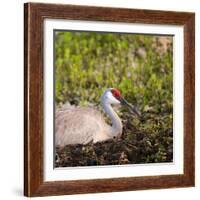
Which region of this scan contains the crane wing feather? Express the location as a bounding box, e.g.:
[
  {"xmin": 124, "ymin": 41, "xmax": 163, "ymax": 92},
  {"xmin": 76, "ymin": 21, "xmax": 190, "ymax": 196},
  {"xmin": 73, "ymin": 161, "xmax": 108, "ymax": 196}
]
[{"xmin": 55, "ymin": 106, "xmax": 108, "ymax": 147}]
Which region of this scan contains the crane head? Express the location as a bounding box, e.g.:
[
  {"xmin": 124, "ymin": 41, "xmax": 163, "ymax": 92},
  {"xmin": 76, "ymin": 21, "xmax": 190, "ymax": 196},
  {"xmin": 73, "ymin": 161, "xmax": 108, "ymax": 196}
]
[
  {"xmin": 112, "ymin": 88, "xmax": 141, "ymax": 117},
  {"xmin": 101, "ymin": 88, "xmax": 141, "ymax": 118},
  {"xmin": 101, "ymin": 88, "xmax": 121, "ymax": 105}
]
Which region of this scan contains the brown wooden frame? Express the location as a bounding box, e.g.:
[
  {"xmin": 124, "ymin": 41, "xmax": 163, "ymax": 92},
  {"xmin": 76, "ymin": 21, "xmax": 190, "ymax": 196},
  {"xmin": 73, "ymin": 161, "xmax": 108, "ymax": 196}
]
[{"xmin": 24, "ymin": 2, "xmax": 195, "ymax": 197}]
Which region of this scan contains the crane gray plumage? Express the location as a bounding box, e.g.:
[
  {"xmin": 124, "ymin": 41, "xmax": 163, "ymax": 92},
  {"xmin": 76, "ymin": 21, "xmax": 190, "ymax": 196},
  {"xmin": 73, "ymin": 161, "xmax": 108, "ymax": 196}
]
[{"xmin": 55, "ymin": 88, "xmax": 140, "ymax": 147}]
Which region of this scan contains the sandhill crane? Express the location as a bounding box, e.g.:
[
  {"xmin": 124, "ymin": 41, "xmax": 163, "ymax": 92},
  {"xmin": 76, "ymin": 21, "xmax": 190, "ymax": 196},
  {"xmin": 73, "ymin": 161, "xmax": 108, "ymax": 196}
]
[{"xmin": 55, "ymin": 88, "xmax": 140, "ymax": 147}]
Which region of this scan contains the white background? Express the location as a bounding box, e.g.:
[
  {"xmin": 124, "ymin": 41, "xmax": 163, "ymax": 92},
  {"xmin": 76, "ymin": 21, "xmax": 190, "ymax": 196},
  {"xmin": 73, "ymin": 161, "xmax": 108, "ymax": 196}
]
[
  {"xmin": 0, "ymin": 0, "xmax": 199, "ymax": 199},
  {"xmin": 44, "ymin": 20, "xmax": 184, "ymax": 181}
]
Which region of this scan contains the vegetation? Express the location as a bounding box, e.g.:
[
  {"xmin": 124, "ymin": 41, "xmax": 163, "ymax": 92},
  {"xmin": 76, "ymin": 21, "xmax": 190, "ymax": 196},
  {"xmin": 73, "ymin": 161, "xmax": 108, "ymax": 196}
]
[{"xmin": 55, "ymin": 31, "xmax": 173, "ymax": 167}]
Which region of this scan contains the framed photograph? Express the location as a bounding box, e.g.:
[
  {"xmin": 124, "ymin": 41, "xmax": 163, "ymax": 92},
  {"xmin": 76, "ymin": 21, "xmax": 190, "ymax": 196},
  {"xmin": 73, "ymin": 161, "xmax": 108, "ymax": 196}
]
[{"xmin": 24, "ymin": 3, "xmax": 195, "ymax": 197}]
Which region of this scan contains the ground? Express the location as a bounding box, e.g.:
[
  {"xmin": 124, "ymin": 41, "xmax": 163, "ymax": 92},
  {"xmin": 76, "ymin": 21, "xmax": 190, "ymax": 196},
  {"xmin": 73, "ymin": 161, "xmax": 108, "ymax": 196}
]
[{"xmin": 55, "ymin": 109, "xmax": 173, "ymax": 167}]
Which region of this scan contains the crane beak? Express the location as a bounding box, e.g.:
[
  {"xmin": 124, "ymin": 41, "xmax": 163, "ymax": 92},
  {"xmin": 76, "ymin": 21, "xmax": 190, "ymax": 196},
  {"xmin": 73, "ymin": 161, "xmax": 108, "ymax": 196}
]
[{"xmin": 119, "ymin": 97, "xmax": 141, "ymax": 118}]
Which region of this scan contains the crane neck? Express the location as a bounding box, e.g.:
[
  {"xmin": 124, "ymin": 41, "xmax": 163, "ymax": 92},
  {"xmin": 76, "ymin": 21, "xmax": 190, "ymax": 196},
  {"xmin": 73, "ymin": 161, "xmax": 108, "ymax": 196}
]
[{"xmin": 101, "ymin": 102, "xmax": 123, "ymax": 137}]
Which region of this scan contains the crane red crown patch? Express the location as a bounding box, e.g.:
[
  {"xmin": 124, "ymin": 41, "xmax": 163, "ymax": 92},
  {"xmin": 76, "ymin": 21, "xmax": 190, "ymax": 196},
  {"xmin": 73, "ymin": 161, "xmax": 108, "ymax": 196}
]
[{"xmin": 111, "ymin": 88, "xmax": 121, "ymax": 99}]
